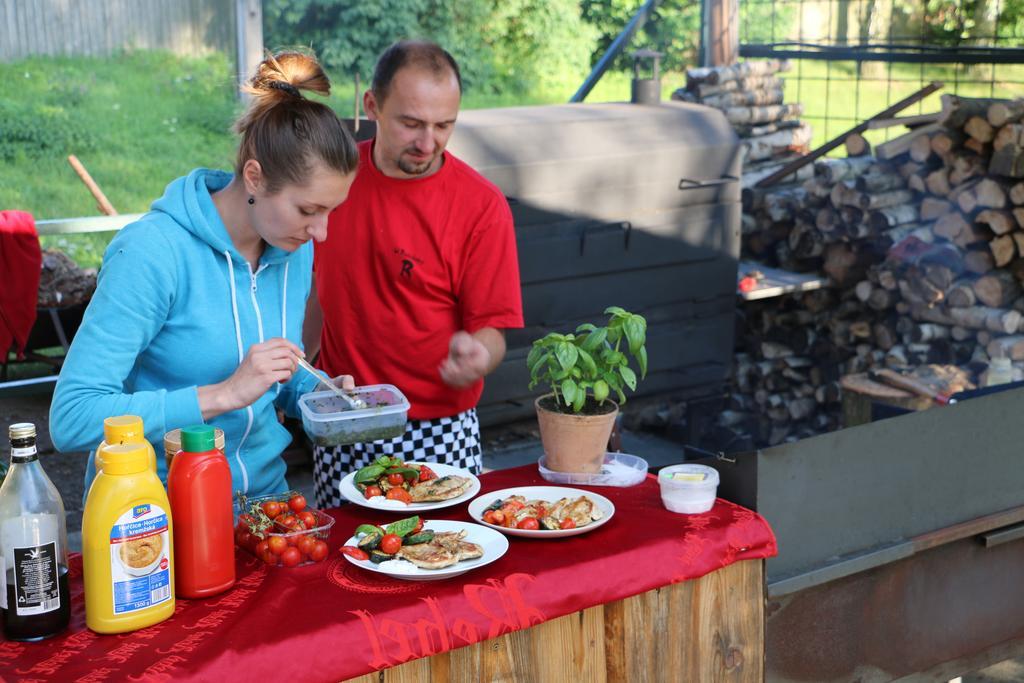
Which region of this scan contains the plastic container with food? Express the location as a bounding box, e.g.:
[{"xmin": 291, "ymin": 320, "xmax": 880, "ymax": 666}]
[
  {"xmin": 298, "ymin": 384, "xmax": 410, "ymax": 447},
  {"xmin": 233, "ymin": 491, "xmax": 335, "ymax": 567},
  {"xmin": 657, "ymin": 464, "xmax": 719, "ymax": 514}
]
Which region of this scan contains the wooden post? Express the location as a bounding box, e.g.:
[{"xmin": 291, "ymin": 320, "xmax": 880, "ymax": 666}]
[
  {"xmin": 704, "ymin": 0, "xmax": 739, "ymax": 66},
  {"xmin": 235, "ymin": 0, "xmax": 263, "ymax": 100}
]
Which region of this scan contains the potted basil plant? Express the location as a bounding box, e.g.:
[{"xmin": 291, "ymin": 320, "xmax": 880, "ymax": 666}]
[{"xmin": 527, "ymin": 306, "xmax": 647, "ymax": 473}]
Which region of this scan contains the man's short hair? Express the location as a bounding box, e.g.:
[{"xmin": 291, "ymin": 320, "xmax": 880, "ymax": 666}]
[{"xmin": 371, "ymin": 40, "xmax": 462, "ymax": 103}]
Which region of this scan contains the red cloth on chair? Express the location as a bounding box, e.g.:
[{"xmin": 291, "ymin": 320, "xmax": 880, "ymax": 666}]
[{"xmin": 0, "ymin": 210, "xmax": 42, "ymax": 359}]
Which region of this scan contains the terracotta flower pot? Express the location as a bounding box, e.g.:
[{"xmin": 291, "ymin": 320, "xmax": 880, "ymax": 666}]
[{"xmin": 535, "ymin": 394, "xmax": 618, "ymax": 473}]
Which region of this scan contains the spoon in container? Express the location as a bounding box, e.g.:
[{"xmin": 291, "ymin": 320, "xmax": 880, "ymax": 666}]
[{"xmin": 294, "ymin": 355, "xmax": 367, "ymax": 410}]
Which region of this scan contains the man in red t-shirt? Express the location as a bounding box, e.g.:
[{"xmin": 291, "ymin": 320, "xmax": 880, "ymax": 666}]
[{"xmin": 305, "ymin": 41, "xmax": 523, "ymax": 507}]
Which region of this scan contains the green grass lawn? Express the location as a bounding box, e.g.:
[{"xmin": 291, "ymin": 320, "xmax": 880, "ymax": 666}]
[{"xmin": 4, "ymin": 51, "xmax": 1024, "ymax": 268}]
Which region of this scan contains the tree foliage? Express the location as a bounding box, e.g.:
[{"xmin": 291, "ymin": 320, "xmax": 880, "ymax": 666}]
[{"xmin": 263, "ymin": 0, "xmax": 598, "ymax": 97}]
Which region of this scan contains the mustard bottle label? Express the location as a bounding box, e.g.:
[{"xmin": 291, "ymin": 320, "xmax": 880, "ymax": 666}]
[{"xmin": 110, "ymin": 504, "xmax": 171, "ymax": 614}]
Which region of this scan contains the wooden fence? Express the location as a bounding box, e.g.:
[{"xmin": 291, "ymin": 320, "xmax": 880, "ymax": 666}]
[{"xmin": 0, "ymin": 0, "xmax": 237, "ymax": 62}]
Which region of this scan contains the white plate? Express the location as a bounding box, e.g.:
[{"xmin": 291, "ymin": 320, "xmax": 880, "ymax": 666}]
[
  {"xmin": 339, "ymin": 462, "xmax": 481, "ymax": 512},
  {"xmin": 467, "ymin": 486, "xmax": 616, "ymax": 538},
  {"xmin": 341, "ymin": 520, "xmax": 509, "ymax": 581}
]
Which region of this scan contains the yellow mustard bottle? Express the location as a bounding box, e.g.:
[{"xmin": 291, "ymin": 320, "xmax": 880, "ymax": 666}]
[
  {"xmin": 82, "ymin": 443, "xmax": 175, "ymax": 634},
  {"xmin": 95, "ymin": 415, "xmax": 157, "ymax": 473}
]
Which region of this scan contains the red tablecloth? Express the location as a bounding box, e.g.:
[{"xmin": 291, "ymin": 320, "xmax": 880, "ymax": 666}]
[{"xmin": 2, "ymin": 465, "xmax": 776, "ymax": 682}]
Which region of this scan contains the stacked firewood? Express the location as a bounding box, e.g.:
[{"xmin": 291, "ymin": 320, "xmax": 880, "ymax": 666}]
[
  {"xmin": 37, "ymin": 249, "xmax": 96, "ymax": 308},
  {"xmin": 673, "ymin": 60, "xmax": 813, "ymax": 177},
  {"xmin": 716, "ymin": 95, "xmax": 1024, "ymax": 447}
]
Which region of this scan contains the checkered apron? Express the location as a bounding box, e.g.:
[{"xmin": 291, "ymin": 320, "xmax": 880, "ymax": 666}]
[{"xmin": 312, "ymin": 408, "xmax": 482, "ymax": 509}]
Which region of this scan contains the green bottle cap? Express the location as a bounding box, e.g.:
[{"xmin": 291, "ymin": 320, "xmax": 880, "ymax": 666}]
[{"xmin": 180, "ymin": 425, "xmax": 216, "ymax": 452}]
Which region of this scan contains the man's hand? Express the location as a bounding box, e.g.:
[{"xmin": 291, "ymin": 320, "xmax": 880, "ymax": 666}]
[
  {"xmin": 439, "ymin": 331, "xmax": 491, "ymax": 389},
  {"xmin": 320, "ymin": 374, "xmax": 356, "ymax": 392}
]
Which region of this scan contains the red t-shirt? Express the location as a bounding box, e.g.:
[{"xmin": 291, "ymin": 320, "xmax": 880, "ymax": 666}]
[{"xmin": 315, "ymin": 139, "xmax": 523, "ymax": 420}]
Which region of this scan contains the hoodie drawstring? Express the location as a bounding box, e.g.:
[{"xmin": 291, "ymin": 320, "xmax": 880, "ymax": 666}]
[{"xmin": 224, "ymin": 250, "xmax": 251, "ymax": 492}]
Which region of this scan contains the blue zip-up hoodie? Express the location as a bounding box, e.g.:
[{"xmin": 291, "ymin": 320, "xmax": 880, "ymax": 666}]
[{"xmin": 50, "ymin": 169, "xmax": 322, "ymax": 497}]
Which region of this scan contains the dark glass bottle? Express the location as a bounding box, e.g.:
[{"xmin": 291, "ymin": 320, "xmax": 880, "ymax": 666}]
[{"xmin": 0, "ymin": 423, "xmax": 70, "ymax": 641}]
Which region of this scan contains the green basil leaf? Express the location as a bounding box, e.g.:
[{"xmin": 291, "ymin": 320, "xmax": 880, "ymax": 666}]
[
  {"xmin": 561, "ymin": 378, "xmax": 579, "ymax": 406},
  {"xmin": 354, "ymin": 464, "xmax": 386, "ymax": 484},
  {"xmin": 637, "ymin": 345, "xmax": 648, "ymax": 379},
  {"xmin": 580, "ymin": 327, "xmax": 607, "ymax": 352},
  {"xmin": 620, "ymin": 365, "xmax": 637, "ymax": 391}
]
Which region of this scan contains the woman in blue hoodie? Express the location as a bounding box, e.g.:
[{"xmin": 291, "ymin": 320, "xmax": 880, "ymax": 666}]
[{"xmin": 50, "ymin": 51, "xmax": 359, "ymax": 497}]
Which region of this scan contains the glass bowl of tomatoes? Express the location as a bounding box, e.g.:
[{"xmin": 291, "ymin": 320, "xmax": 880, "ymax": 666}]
[{"xmin": 233, "ymin": 491, "xmax": 335, "ymax": 567}]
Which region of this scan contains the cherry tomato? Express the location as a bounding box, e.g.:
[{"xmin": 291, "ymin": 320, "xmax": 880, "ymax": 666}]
[
  {"xmin": 482, "ymin": 510, "xmax": 497, "ymax": 524},
  {"xmin": 298, "ymin": 511, "xmax": 317, "ymax": 529},
  {"xmin": 261, "ymin": 501, "xmax": 282, "ymax": 519},
  {"xmin": 297, "ymin": 536, "xmax": 317, "ymax": 557},
  {"xmin": 277, "ymin": 514, "xmax": 296, "ymax": 527},
  {"xmin": 268, "ymin": 536, "xmax": 288, "ymax": 556},
  {"xmin": 237, "ymin": 513, "xmax": 255, "ymax": 530},
  {"xmin": 380, "ymin": 533, "xmax": 402, "ymax": 555},
  {"xmin": 488, "ymin": 510, "xmax": 506, "ymax": 525},
  {"xmin": 536, "ymin": 506, "xmax": 547, "ymax": 519},
  {"xmin": 254, "ymin": 540, "xmax": 270, "ymax": 557},
  {"xmin": 418, "ymin": 465, "xmax": 437, "ymax": 482},
  {"xmin": 387, "ymin": 472, "xmax": 406, "ymax": 486},
  {"xmin": 261, "ymin": 549, "xmax": 277, "ymax": 565},
  {"xmin": 364, "ymin": 485, "xmax": 383, "ymax": 499},
  {"xmin": 385, "ymin": 488, "xmax": 412, "ymax": 504},
  {"xmin": 516, "ymin": 517, "xmax": 540, "ymax": 530},
  {"xmin": 310, "ymin": 540, "xmax": 329, "ymax": 562},
  {"xmin": 281, "ymin": 547, "xmax": 302, "ymax": 568},
  {"xmin": 559, "ymin": 518, "xmax": 577, "ymax": 530},
  {"xmin": 288, "ymin": 494, "xmax": 307, "ymax": 513},
  {"xmin": 340, "ymin": 545, "xmax": 369, "ymax": 561}
]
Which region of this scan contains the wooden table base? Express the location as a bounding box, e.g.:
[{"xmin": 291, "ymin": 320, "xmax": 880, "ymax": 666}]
[{"xmin": 345, "ymin": 558, "xmax": 764, "ymax": 683}]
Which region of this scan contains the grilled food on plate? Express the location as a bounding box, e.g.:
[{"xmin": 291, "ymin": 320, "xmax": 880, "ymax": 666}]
[
  {"xmin": 340, "ymin": 516, "xmax": 483, "ymax": 570},
  {"xmin": 482, "ymin": 495, "xmax": 604, "ymax": 531},
  {"xmin": 409, "ymin": 475, "xmax": 473, "ymax": 502},
  {"xmin": 351, "ymin": 456, "xmax": 470, "ymax": 504}
]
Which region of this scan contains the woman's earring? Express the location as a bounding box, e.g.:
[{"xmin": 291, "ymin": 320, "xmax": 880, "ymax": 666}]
[{"xmin": 248, "ymin": 196, "xmax": 255, "ymax": 205}]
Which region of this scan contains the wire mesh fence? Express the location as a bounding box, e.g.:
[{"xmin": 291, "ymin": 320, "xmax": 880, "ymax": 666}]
[{"xmin": 738, "ymin": 0, "xmax": 1024, "ymax": 148}]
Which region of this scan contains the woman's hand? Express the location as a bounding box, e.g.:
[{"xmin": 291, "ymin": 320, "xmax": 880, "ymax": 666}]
[{"xmin": 199, "ymin": 338, "xmax": 304, "ymax": 419}]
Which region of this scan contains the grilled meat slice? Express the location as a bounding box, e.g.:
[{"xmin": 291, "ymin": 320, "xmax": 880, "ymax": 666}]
[
  {"xmin": 396, "ymin": 541, "xmax": 459, "ymax": 569},
  {"xmin": 431, "ymin": 531, "xmax": 484, "ymax": 561},
  {"xmin": 562, "ymin": 496, "xmax": 601, "ymax": 527},
  {"xmin": 408, "ymin": 475, "xmax": 473, "ymax": 502}
]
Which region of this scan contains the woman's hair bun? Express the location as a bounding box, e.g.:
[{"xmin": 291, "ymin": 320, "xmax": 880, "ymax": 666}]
[{"xmin": 244, "ymin": 50, "xmax": 331, "ymax": 102}]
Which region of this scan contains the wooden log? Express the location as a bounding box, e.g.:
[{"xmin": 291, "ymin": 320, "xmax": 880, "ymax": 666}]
[
  {"xmin": 741, "ymin": 159, "xmax": 814, "ymax": 189},
  {"xmin": 686, "ymin": 59, "xmax": 791, "ymax": 87},
  {"xmin": 876, "ymin": 122, "xmax": 945, "ymax": 160},
  {"xmin": 986, "ymin": 335, "xmax": 1024, "ymax": 361},
  {"xmin": 942, "ymin": 95, "xmax": 1007, "ymax": 129},
  {"xmin": 830, "ymin": 180, "xmax": 859, "ymax": 208},
  {"xmin": 814, "ymin": 156, "xmax": 875, "ymax": 184},
  {"xmin": 993, "ymin": 123, "xmax": 1024, "ymax": 152},
  {"xmin": 949, "ymin": 154, "xmax": 986, "ymax": 185},
  {"xmin": 1009, "ymin": 182, "xmax": 1024, "ymax": 205},
  {"xmin": 1014, "ymin": 208, "xmax": 1024, "ymax": 229},
  {"xmin": 1013, "ymin": 232, "xmax": 1024, "ymax": 259},
  {"xmin": 990, "ymin": 144, "xmax": 1024, "ymax": 178},
  {"xmin": 898, "ymin": 160, "xmax": 925, "ymax": 180},
  {"xmin": 989, "ymin": 234, "xmax": 1017, "ymax": 267},
  {"xmin": 988, "ymin": 99, "xmax": 1024, "ymax": 128},
  {"xmin": 965, "ymin": 138, "xmax": 990, "ymax": 156},
  {"xmin": 703, "ymin": 86, "xmax": 786, "ymax": 109},
  {"xmin": 946, "ymin": 280, "xmax": 978, "ymax": 308},
  {"xmin": 815, "ymin": 206, "xmax": 840, "ymax": 232},
  {"xmin": 880, "ymin": 222, "xmax": 934, "ymax": 247},
  {"xmin": 734, "ymin": 119, "xmax": 804, "ymax": 138},
  {"xmin": 855, "ymin": 172, "xmax": 906, "ymax": 193},
  {"xmin": 1010, "ymin": 258, "xmax": 1024, "ymax": 283},
  {"xmin": 921, "ymin": 197, "xmax": 954, "ymax": 221},
  {"xmin": 926, "ymin": 168, "xmax": 952, "ymax": 196},
  {"xmin": 976, "ymin": 209, "xmax": 1016, "ymax": 235},
  {"xmin": 949, "ymin": 178, "xmax": 982, "ymax": 210},
  {"xmin": 951, "ymin": 325, "xmax": 975, "ymax": 340},
  {"xmin": 725, "ymin": 103, "xmax": 803, "ymax": 125},
  {"xmin": 691, "ymin": 75, "xmax": 784, "ymax": 99},
  {"xmin": 858, "ymin": 189, "xmax": 914, "ymax": 211},
  {"xmin": 909, "ymin": 133, "xmax": 935, "ymax": 163},
  {"xmin": 870, "ymin": 204, "xmax": 919, "ymax": 230},
  {"xmin": 965, "ymin": 115, "xmax": 995, "ymax": 143},
  {"xmin": 924, "ymin": 263, "xmax": 956, "ymax": 291},
  {"xmin": 911, "ymin": 303, "xmax": 1022, "ymax": 334},
  {"xmin": 965, "ymin": 248, "xmax": 996, "ymax": 274},
  {"xmin": 976, "ymin": 178, "xmax": 1010, "ymax": 209},
  {"xmin": 743, "ymin": 123, "xmax": 814, "ymax": 162},
  {"xmin": 934, "ymin": 211, "xmax": 970, "ymax": 241},
  {"xmin": 845, "ymin": 133, "xmax": 872, "ymax": 157},
  {"xmin": 912, "ymin": 323, "xmax": 951, "ymax": 342},
  {"xmin": 931, "ymin": 129, "xmax": 965, "ymax": 157},
  {"xmin": 907, "ymin": 172, "xmax": 928, "ymax": 194},
  {"xmin": 973, "ymin": 270, "xmax": 1021, "ymax": 307}
]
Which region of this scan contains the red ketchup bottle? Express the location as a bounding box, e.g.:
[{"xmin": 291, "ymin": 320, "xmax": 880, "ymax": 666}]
[{"xmin": 167, "ymin": 425, "xmax": 235, "ymax": 598}]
